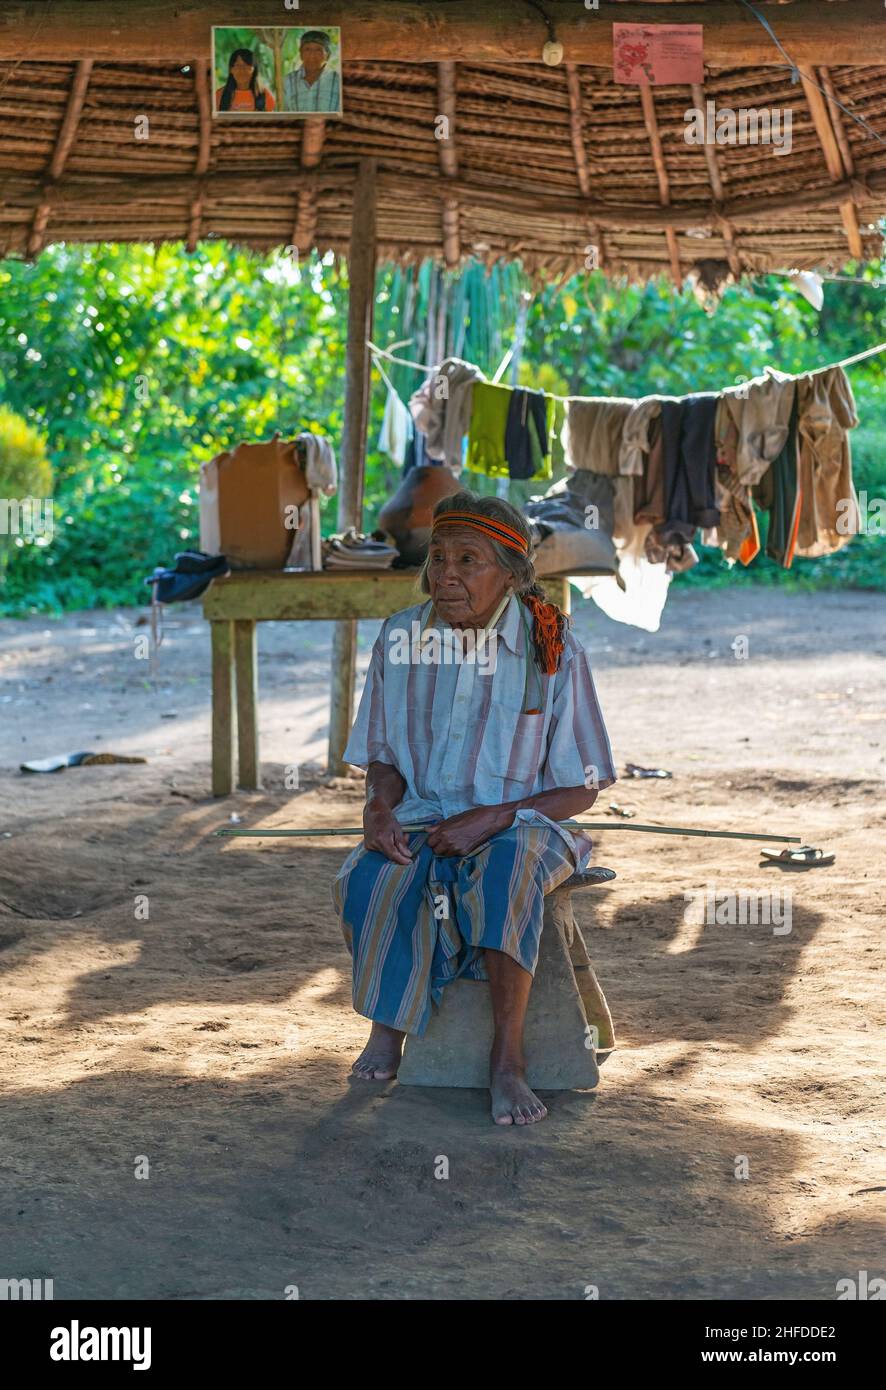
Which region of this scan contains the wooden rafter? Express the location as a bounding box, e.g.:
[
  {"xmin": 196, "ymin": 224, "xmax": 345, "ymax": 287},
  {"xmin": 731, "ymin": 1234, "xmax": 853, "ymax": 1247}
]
[
  {"xmin": 293, "ymin": 118, "xmax": 326, "ymax": 257},
  {"xmin": 27, "ymin": 58, "xmax": 92, "ymax": 258},
  {"xmin": 800, "ymin": 66, "xmax": 864, "ymax": 261},
  {"xmin": 186, "ymin": 58, "xmax": 211, "ymax": 253},
  {"xmin": 689, "ymin": 81, "xmax": 740, "ymax": 279},
  {"xmin": 566, "ymin": 63, "xmax": 606, "ymax": 273},
  {"xmin": 818, "ymin": 65, "xmax": 865, "ymax": 261},
  {"xmin": 437, "ymin": 61, "xmax": 459, "ymax": 268},
  {"xmin": 639, "ymin": 83, "xmax": 681, "ymax": 285}
]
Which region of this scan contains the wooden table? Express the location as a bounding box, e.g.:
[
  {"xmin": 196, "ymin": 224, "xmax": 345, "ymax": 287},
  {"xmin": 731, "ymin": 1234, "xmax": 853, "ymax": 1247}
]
[{"xmin": 202, "ymin": 568, "xmax": 573, "ymax": 795}]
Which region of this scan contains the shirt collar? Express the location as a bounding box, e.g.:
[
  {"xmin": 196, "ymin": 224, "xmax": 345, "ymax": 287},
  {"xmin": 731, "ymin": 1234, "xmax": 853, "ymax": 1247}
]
[{"xmin": 421, "ymin": 592, "xmax": 524, "ymax": 655}]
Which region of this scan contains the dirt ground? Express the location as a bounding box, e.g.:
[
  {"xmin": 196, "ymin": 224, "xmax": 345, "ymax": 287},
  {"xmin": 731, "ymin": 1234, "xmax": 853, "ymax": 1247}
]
[{"xmin": 0, "ymin": 587, "xmax": 883, "ymax": 1301}]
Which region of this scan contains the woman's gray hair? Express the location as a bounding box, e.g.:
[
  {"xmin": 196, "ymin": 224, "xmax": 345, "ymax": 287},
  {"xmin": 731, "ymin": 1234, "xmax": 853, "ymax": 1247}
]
[{"xmin": 418, "ymin": 490, "xmax": 546, "ymax": 600}]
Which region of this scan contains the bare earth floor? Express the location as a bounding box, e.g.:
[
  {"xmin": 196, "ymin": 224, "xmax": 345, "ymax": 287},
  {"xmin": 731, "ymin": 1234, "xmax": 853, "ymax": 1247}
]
[{"xmin": 0, "ymin": 588, "xmax": 883, "ymax": 1300}]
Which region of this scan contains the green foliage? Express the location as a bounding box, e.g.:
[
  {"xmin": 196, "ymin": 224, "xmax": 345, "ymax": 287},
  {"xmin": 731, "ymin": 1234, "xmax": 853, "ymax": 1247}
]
[
  {"xmin": 0, "ymin": 403, "xmax": 52, "ymax": 571},
  {"xmin": 0, "ymin": 241, "xmax": 883, "ymax": 614}
]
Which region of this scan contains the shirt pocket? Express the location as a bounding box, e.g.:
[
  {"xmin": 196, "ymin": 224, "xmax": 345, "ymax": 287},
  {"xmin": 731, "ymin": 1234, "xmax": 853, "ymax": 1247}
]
[{"xmin": 477, "ymin": 690, "xmax": 547, "ymax": 791}]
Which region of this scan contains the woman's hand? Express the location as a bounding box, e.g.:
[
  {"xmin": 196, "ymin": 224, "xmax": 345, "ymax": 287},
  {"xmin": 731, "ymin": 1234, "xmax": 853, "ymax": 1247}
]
[
  {"xmin": 425, "ymin": 805, "xmax": 512, "ymax": 858},
  {"xmin": 363, "ymin": 800, "xmax": 414, "ymax": 865}
]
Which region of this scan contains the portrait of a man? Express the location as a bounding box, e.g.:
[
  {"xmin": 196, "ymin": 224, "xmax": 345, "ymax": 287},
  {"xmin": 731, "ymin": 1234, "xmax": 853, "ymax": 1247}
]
[{"xmin": 283, "ymin": 29, "xmax": 342, "ymax": 114}]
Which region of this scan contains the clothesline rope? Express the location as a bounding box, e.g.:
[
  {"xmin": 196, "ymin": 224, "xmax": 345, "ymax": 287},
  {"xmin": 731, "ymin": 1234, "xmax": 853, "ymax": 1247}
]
[{"xmin": 368, "ymin": 338, "xmax": 886, "ymax": 405}]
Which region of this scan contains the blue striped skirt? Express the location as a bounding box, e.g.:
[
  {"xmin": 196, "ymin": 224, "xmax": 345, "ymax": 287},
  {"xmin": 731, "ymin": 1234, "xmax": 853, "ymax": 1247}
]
[{"xmin": 331, "ymin": 824, "xmax": 579, "ymax": 1037}]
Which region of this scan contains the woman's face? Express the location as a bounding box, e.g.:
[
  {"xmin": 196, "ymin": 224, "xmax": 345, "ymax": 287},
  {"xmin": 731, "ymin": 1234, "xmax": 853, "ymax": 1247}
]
[
  {"xmin": 427, "ymin": 528, "xmax": 512, "ymax": 629},
  {"xmin": 231, "ymin": 55, "xmax": 254, "ymax": 88}
]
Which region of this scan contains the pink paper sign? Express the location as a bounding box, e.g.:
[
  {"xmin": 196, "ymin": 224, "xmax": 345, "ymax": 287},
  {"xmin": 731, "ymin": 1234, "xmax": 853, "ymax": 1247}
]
[{"xmin": 613, "ymin": 23, "xmax": 704, "ymax": 86}]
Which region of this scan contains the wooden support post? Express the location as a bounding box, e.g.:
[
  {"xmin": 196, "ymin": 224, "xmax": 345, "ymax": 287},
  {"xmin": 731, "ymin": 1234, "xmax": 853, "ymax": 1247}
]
[
  {"xmin": 329, "ymin": 157, "xmax": 378, "ymax": 775},
  {"xmin": 210, "ymin": 619, "xmax": 235, "ymax": 796},
  {"xmin": 293, "ymin": 116, "xmax": 326, "ymax": 255},
  {"xmin": 233, "ymin": 619, "xmax": 259, "ymax": 790},
  {"xmin": 437, "ymin": 61, "xmax": 460, "ymax": 269}
]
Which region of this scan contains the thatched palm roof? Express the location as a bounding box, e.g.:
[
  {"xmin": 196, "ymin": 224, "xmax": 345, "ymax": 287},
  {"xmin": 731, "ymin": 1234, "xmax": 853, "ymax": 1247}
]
[{"xmin": 0, "ymin": 0, "xmax": 883, "ymax": 277}]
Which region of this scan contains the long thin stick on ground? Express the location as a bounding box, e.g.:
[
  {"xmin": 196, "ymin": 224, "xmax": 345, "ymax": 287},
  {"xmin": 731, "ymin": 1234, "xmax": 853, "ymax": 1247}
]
[{"xmin": 215, "ymin": 824, "xmax": 802, "ymax": 844}]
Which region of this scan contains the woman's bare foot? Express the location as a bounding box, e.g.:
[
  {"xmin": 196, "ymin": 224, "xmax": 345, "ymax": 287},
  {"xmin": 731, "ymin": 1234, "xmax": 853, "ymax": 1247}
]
[
  {"xmin": 351, "ymin": 1022, "xmax": 405, "ymax": 1080},
  {"xmin": 490, "ymin": 1068, "xmax": 548, "ymax": 1125}
]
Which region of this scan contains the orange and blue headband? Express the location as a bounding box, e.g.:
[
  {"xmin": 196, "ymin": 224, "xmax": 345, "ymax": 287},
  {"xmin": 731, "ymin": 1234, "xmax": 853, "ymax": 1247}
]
[{"xmin": 431, "ymin": 511, "xmax": 529, "ymax": 555}]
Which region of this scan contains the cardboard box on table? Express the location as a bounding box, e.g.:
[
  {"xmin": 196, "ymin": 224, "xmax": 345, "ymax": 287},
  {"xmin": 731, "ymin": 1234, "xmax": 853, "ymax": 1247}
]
[{"xmin": 199, "ymin": 435, "xmax": 308, "ymax": 569}]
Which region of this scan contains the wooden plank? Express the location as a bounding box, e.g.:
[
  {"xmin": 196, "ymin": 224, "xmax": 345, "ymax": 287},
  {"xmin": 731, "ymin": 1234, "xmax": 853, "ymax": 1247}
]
[
  {"xmin": 202, "ymin": 571, "xmax": 425, "ymax": 622},
  {"xmin": 233, "ymin": 619, "xmax": 260, "ymax": 791},
  {"xmin": 0, "ymin": 2, "xmax": 880, "ymax": 65},
  {"xmin": 210, "ymin": 620, "xmax": 235, "ymax": 797}
]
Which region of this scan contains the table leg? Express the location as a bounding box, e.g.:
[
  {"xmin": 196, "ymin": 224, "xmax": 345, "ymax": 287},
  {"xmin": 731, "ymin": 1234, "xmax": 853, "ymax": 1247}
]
[
  {"xmin": 210, "ymin": 620, "xmax": 235, "ymax": 797},
  {"xmin": 234, "ymin": 619, "xmax": 260, "ymax": 790}
]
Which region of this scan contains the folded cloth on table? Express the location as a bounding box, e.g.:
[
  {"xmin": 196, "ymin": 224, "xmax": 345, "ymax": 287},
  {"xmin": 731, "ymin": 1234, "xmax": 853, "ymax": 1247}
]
[
  {"xmin": 297, "ymin": 431, "xmax": 338, "ymax": 495},
  {"xmin": 322, "ymin": 528, "xmax": 399, "ymax": 570}
]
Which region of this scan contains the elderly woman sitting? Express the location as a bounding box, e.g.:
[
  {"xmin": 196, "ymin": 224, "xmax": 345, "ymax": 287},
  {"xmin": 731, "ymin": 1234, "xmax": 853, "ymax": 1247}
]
[{"xmin": 332, "ymin": 492, "xmax": 616, "ymax": 1125}]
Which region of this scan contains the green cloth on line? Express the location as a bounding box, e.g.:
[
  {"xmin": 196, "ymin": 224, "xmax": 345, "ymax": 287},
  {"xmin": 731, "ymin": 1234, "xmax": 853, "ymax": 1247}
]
[{"xmin": 465, "ymin": 382, "xmax": 554, "ymax": 481}]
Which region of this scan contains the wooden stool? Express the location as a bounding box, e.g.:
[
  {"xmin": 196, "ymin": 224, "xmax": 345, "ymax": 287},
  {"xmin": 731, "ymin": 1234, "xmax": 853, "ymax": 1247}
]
[{"xmin": 398, "ymin": 867, "xmax": 616, "ymax": 1090}]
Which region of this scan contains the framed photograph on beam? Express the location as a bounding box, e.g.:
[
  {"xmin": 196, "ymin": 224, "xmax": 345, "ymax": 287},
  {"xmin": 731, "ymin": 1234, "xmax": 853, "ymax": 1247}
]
[{"xmin": 211, "ymin": 25, "xmax": 343, "ymax": 117}]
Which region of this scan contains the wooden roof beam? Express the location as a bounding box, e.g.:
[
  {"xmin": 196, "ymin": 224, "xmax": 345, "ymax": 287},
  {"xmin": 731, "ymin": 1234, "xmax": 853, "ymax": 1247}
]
[
  {"xmin": 639, "ymin": 83, "xmax": 681, "ymax": 285},
  {"xmin": 27, "ymin": 57, "xmax": 92, "ymax": 258},
  {"xmin": 800, "ymin": 66, "xmax": 864, "ymax": 261},
  {"xmin": 5, "ymin": 165, "xmax": 884, "ymax": 235},
  {"xmin": 0, "ymin": 2, "xmax": 882, "ymax": 65},
  {"xmin": 437, "ymin": 60, "xmax": 460, "ymax": 269}
]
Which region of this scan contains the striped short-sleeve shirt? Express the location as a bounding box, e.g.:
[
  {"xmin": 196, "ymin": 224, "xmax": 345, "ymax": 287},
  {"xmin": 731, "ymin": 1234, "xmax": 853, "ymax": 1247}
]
[{"xmin": 344, "ymin": 594, "xmax": 616, "ymax": 863}]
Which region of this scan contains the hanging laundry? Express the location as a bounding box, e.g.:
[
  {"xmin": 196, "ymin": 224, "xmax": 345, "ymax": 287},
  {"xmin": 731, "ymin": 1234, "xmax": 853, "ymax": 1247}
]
[
  {"xmin": 562, "ymin": 397, "xmax": 634, "ymax": 476},
  {"xmin": 633, "ymin": 413, "xmax": 666, "ymax": 526},
  {"xmin": 657, "ymin": 394, "xmax": 720, "ymax": 546},
  {"xmin": 505, "ymin": 387, "xmax": 551, "ymax": 481},
  {"xmin": 408, "ymin": 357, "xmax": 486, "ymax": 472},
  {"xmin": 466, "ymin": 381, "xmax": 553, "ymax": 481},
  {"xmin": 619, "ymin": 397, "xmax": 668, "ymax": 477},
  {"xmin": 573, "ymin": 522, "xmax": 673, "ymax": 633},
  {"xmin": 755, "ymin": 392, "xmax": 801, "ymax": 568},
  {"xmin": 297, "ymin": 432, "xmax": 337, "ymax": 496},
  {"xmin": 378, "ymin": 385, "xmax": 412, "ymax": 467},
  {"xmin": 720, "ymin": 367, "xmax": 796, "ymax": 486},
  {"xmin": 793, "ymin": 365, "xmax": 861, "ymax": 557}
]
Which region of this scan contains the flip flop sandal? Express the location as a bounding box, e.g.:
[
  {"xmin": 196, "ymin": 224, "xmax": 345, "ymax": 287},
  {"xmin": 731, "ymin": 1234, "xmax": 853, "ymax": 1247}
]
[
  {"xmin": 607, "ymin": 802, "xmax": 637, "ymax": 818},
  {"xmin": 759, "ymin": 845, "xmax": 835, "ymax": 868},
  {"xmin": 624, "ymin": 763, "xmax": 672, "ymax": 779}
]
